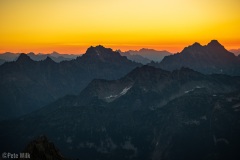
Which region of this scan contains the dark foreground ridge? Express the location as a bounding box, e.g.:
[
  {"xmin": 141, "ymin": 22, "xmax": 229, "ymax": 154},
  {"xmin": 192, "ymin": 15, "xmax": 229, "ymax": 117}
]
[
  {"xmin": 23, "ymin": 136, "xmax": 65, "ymax": 160},
  {"xmin": 1, "ymin": 65, "xmax": 240, "ymax": 160}
]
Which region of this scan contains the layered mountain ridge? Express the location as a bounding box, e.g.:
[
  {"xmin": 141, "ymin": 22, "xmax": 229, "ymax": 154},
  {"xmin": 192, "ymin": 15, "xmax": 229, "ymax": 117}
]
[
  {"xmin": 1, "ymin": 65, "xmax": 240, "ymax": 160},
  {"xmin": 1, "ymin": 41, "xmax": 240, "ymax": 159},
  {"xmin": 120, "ymin": 48, "xmax": 171, "ymax": 63},
  {"xmin": 0, "ymin": 51, "xmax": 79, "ymax": 63},
  {"xmin": 0, "ymin": 46, "xmax": 140, "ymax": 120},
  {"xmin": 119, "ymin": 51, "xmax": 151, "ymax": 64},
  {"xmin": 78, "ymin": 65, "xmax": 240, "ymax": 108},
  {"xmin": 151, "ymin": 40, "xmax": 240, "ymax": 75}
]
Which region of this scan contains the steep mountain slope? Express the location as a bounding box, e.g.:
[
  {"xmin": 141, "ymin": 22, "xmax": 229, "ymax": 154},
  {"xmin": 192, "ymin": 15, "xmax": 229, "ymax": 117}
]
[
  {"xmin": 1, "ymin": 66, "xmax": 240, "ymax": 160},
  {"xmin": 0, "ymin": 45, "xmax": 140, "ymax": 120},
  {"xmin": 150, "ymin": 40, "xmax": 240, "ymax": 75}
]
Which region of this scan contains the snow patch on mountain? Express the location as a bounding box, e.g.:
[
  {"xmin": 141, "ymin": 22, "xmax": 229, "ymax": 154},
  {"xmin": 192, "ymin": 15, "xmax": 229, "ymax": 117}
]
[
  {"xmin": 184, "ymin": 86, "xmax": 203, "ymax": 93},
  {"xmin": 105, "ymin": 95, "xmax": 118, "ymax": 99},
  {"xmin": 105, "ymin": 86, "xmax": 132, "ymax": 102},
  {"xmin": 120, "ymin": 86, "xmax": 132, "ymax": 95}
]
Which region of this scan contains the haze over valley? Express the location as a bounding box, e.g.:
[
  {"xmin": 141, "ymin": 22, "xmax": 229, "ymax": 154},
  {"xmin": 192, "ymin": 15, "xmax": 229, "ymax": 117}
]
[{"xmin": 0, "ymin": 0, "xmax": 240, "ymax": 159}]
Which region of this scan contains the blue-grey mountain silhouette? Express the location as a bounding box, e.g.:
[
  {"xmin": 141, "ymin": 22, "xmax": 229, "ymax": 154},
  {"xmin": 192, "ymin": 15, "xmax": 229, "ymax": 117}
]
[
  {"xmin": 122, "ymin": 48, "xmax": 171, "ymax": 62},
  {"xmin": 150, "ymin": 40, "xmax": 240, "ymax": 75},
  {"xmin": 0, "ymin": 46, "xmax": 140, "ymax": 120}
]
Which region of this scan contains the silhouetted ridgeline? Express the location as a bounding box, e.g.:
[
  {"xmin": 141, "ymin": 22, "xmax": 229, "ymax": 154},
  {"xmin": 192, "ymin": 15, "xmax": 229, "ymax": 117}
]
[
  {"xmin": 0, "ymin": 45, "xmax": 140, "ymax": 120},
  {"xmin": 150, "ymin": 40, "xmax": 240, "ymax": 75},
  {"xmin": 0, "ymin": 51, "xmax": 79, "ymax": 63},
  {"xmin": 0, "ymin": 41, "xmax": 240, "ymax": 159},
  {"xmin": 121, "ymin": 48, "xmax": 172, "ymax": 62}
]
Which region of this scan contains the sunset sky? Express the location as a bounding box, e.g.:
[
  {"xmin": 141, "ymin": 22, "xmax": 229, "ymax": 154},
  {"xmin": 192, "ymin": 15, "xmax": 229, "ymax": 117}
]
[{"xmin": 0, "ymin": 0, "xmax": 240, "ymax": 54}]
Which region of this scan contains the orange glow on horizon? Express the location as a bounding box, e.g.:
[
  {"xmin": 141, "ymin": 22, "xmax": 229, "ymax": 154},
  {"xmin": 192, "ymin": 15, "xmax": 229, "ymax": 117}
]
[
  {"xmin": 0, "ymin": 41, "xmax": 239, "ymax": 55},
  {"xmin": 0, "ymin": 0, "xmax": 239, "ymax": 54}
]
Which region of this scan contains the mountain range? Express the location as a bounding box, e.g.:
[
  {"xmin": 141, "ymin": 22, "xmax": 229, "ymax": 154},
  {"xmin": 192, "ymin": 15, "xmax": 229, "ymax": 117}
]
[
  {"xmin": 1, "ymin": 41, "xmax": 239, "ymax": 120},
  {"xmin": 1, "ymin": 65, "xmax": 240, "ymax": 160},
  {"xmin": 0, "ymin": 51, "xmax": 80, "ymax": 64},
  {"xmin": 150, "ymin": 40, "xmax": 240, "ymax": 75},
  {"xmin": 0, "ymin": 45, "xmax": 140, "ymax": 120},
  {"xmin": 0, "ymin": 40, "xmax": 240, "ymax": 159},
  {"xmin": 120, "ymin": 49, "xmax": 172, "ymax": 63}
]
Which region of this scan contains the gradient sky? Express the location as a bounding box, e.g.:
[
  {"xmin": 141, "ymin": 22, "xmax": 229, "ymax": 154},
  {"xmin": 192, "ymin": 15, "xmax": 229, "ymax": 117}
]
[{"xmin": 0, "ymin": 0, "xmax": 240, "ymax": 54}]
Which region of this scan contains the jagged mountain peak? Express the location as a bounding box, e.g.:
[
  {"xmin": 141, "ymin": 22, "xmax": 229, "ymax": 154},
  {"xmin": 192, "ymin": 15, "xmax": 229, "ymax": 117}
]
[
  {"xmin": 84, "ymin": 45, "xmax": 119, "ymax": 56},
  {"xmin": 207, "ymin": 39, "xmax": 222, "ymax": 46},
  {"xmin": 16, "ymin": 53, "xmax": 33, "ymax": 63},
  {"xmin": 206, "ymin": 39, "xmax": 226, "ymax": 51},
  {"xmin": 157, "ymin": 40, "xmax": 240, "ymax": 75},
  {"xmin": 183, "ymin": 42, "xmax": 204, "ymax": 53},
  {"xmin": 79, "ymin": 45, "xmax": 132, "ymax": 63},
  {"xmin": 183, "ymin": 40, "xmax": 225, "ymax": 52},
  {"xmin": 192, "ymin": 42, "xmax": 202, "ymax": 47},
  {"xmin": 43, "ymin": 56, "xmax": 55, "ymax": 63}
]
